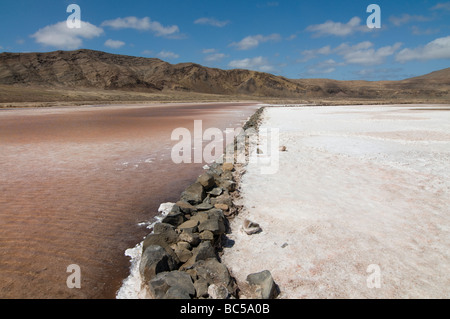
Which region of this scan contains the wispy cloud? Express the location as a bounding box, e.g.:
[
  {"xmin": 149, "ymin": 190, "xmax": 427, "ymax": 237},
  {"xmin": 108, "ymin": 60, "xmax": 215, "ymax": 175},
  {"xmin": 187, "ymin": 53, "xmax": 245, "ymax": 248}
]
[
  {"xmin": 306, "ymin": 59, "xmax": 342, "ymax": 75},
  {"xmin": 228, "ymin": 56, "xmax": 275, "ymax": 72},
  {"xmin": 396, "ymin": 35, "xmax": 450, "ymax": 62},
  {"xmin": 430, "ymin": 2, "xmax": 450, "ymax": 11},
  {"xmin": 157, "ymin": 50, "xmax": 180, "ymax": 60},
  {"xmin": 389, "ymin": 14, "xmax": 430, "ymax": 26},
  {"xmin": 104, "ymin": 39, "xmax": 125, "ymax": 49},
  {"xmin": 101, "ymin": 16, "xmax": 179, "ymax": 37},
  {"xmin": 230, "ymin": 34, "xmax": 281, "ymax": 50},
  {"xmin": 31, "ymin": 21, "xmax": 103, "ymax": 50},
  {"xmin": 306, "ymin": 17, "xmax": 369, "ymax": 37},
  {"xmin": 299, "ymin": 45, "xmax": 332, "ymax": 62},
  {"xmin": 194, "ymin": 17, "xmax": 230, "ymax": 27},
  {"xmin": 336, "ymin": 41, "xmax": 402, "ymax": 65}
]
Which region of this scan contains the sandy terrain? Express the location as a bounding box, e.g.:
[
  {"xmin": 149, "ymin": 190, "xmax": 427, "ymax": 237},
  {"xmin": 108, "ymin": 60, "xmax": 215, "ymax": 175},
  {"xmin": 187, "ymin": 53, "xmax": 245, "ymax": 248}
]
[{"xmin": 221, "ymin": 104, "xmax": 450, "ymax": 298}]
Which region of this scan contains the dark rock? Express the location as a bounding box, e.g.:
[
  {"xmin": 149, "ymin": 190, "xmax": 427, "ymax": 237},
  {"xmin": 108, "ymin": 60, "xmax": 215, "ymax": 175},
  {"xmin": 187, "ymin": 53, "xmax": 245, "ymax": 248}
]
[
  {"xmin": 199, "ymin": 230, "xmax": 214, "ymax": 242},
  {"xmin": 161, "ymin": 210, "xmax": 185, "ymax": 227},
  {"xmin": 179, "ymin": 228, "xmax": 201, "ymax": 246},
  {"xmin": 149, "ymin": 271, "xmax": 195, "ymax": 299},
  {"xmin": 208, "ymin": 187, "xmax": 223, "ymax": 197},
  {"xmin": 196, "ymin": 202, "xmax": 214, "ymax": 211},
  {"xmin": 198, "ymin": 218, "xmax": 225, "ymax": 236},
  {"xmin": 246, "ymin": 270, "xmax": 278, "ymax": 299},
  {"xmin": 192, "ymin": 258, "xmax": 234, "ymax": 294},
  {"xmin": 139, "ymin": 245, "xmax": 178, "ymax": 282},
  {"xmin": 177, "ymin": 219, "xmax": 199, "ymax": 232},
  {"xmin": 194, "ymin": 278, "xmax": 209, "ymax": 298},
  {"xmin": 181, "ymin": 182, "xmax": 206, "ymax": 205},
  {"xmin": 197, "ymin": 172, "xmax": 215, "ymax": 190},
  {"xmin": 153, "ymin": 223, "xmax": 175, "ymax": 235},
  {"xmin": 190, "ymin": 211, "xmax": 209, "ymax": 223},
  {"xmin": 191, "ymin": 241, "xmax": 216, "ymax": 262},
  {"xmin": 142, "ymin": 232, "xmax": 179, "ymax": 253},
  {"xmin": 210, "ymin": 193, "xmax": 233, "ymax": 207},
  {"xmin": 176, "ymin": 201, "xmax": 197, "ymax": 214}
]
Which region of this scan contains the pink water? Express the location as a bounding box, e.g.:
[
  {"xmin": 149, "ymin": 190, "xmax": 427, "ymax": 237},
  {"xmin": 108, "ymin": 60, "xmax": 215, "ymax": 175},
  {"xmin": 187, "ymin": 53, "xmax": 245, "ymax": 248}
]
[{"xmin": 0, "ymin": 102, "xmax": 258, "ymax": 299}]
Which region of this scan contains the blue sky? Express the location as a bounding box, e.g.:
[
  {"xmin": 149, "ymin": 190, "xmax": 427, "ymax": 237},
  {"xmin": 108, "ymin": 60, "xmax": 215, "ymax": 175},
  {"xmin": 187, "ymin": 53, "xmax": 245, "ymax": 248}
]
[{"xmin": 0, "ymin": 0, "xmax": 449, "ymax": 80}]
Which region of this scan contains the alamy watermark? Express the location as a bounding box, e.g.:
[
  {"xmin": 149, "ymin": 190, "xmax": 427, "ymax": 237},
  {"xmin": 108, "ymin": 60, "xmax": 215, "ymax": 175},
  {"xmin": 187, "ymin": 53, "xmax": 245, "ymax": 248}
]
[
  {"xmin": 171, "ymin": 120, "xmax": 280, "ymax": 174},
  {"xmin": 66, "ymin": 264, "xmax": 81, "ymax": 289},
  {"xmin": 366, "ymin": 264, "xmax": 381, "ymax": 289},
  {"xmin": 366, "ymin": 4, "xmax": 381, "ymax": 29},
  {"xmin": 66, "ymin": 4, "xmax": 81, "ymax": 29}
]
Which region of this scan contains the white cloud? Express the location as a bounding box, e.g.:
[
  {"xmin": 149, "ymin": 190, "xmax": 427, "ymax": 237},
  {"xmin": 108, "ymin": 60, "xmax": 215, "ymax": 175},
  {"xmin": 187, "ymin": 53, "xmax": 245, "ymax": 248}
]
[
  {"xmin": 396, "ymin": 36, "xmax": 450, "ymax": 62},
  {"xmin": 336, "ymin": 41, "xmax": 402, "ymax": 65},
  {"xmin": 228, "ymin": 56, "xmax": 275, "ymax": 72},
  {"xmin": 306, "ymin": 17, "xmax": 369, "ymax": 37},
  {"xmin": 299, "ymin": 45, "xmax": 332, "ymax": 62},
  {"xmin": 230, "ymin": 34, "xmax": 281, "ymax": 50},
  {"xmin": 205, "ymin": 53, "xmax": 227, "ymax": 62},
  {"xmin": 306, "ymin": 59, "xmax": 341, "ymax": 75},
  {"xmin": 157, "ymin": 50, "xmax": 180, "ymax": 60},
  {"xmin": 202, "ymin": 48, "xmax": 216, "ymax": 54},
  {"xmin": 31, "ymin": 21, "xmax": 103, "ymax": 50},
  {"xmin": 389, "ymin": 14, "xmax": 430, "ymax": 26},
  {"xmin": 101, "ymin": 17, "xmax": 179, "ymax": 37},
  {"xmin": 194, "ymin": 17, "xmax": 230, "ymax": 27},
  {"xmin": 104, "ymin": 39, "xmax": 125, "ymax": 49},
  {"xmin": 431, "ymin": 2, "xmax": 450, "ymax": 10}
]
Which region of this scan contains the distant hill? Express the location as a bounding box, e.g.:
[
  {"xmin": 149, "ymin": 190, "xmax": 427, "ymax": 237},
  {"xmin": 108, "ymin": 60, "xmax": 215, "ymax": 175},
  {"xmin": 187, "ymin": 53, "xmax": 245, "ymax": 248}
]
[{"xmin": 0, "ymin": 49, "xmax": 448, "ymax": 104}]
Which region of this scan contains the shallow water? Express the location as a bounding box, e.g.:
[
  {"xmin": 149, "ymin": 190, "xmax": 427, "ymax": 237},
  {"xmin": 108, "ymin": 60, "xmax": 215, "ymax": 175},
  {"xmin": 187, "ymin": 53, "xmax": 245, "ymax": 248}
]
[{"xmin": 0, "ymin": 102, "xmax": 258, "ymax": 299}]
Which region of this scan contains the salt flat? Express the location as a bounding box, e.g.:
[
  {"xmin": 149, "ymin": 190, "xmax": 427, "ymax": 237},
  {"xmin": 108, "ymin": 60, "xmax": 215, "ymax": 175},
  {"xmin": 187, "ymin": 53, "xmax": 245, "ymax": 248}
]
[{"xmin": 221, "ymin": 104, "xmax": 450, "ymax": 298}]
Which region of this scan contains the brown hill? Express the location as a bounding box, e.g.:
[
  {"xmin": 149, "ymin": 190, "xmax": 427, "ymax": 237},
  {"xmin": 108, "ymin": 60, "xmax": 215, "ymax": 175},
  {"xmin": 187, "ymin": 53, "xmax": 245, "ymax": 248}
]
[{"xmin": 0, "ymin": 49, "xmax": 448, "ymax": 104}]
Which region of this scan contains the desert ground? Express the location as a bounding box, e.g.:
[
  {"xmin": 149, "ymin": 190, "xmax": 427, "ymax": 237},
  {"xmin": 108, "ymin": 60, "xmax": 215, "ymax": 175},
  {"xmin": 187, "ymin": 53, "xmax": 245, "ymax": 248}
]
[{"xmin": 222, "ymin": 104, "xmax": 450, "ymax": 298}]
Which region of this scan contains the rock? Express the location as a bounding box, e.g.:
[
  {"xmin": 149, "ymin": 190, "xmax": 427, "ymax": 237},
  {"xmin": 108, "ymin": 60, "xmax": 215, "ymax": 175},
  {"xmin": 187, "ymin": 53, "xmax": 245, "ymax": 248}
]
[
  {"xmin": 257, "ymin": 148, "xmax": 263, "ymax": 154},
  {"xmin": 149, "ymin": 271, "xmax": 195, "ymax": 299},
  {"xmin": 161, "ymin": 210, "xmax": 185, "ymax": 227},
  {"xmin": 242, "ymin": 219, "xmax": 262, "ymax": 235},
  {"xmin": 177, "ymin": 219, "xmax": 199, "ymax": 232},
  {"xmin": 174, "ymin": 247, "xmax": 193, "ymax": 263},
  {"xmin": 199, "ymin": 230, "xmax": 214, "ymax": 242},
  {"xmin": 222, "ymin": 162, "xmax": 234, "ymax": 172},
  {"xmin": 218, "ymin": 180, "xmax": 236, "ymax": 192},
  {"xmin": 198, "ymin": 217, "xmax": 226, "ymax": 236},
  {"xmin": 191, "ymin": 241, "xmax": 216, "ymax": 262},
  {"xmin": 192, "ymin": 258, "xmax": 234, "ymax": 295},
  {"xmin": 142, "ymin": 232, "xmax": 179, "ymax": 254},
  {"xmin": 197, "ymin": 173, "xmax": 215, "ymax": 190},
  {"xmin": 196, "ymin": 202, "xmax": 214, "ymax": 211},
  {"xmin": 208, "ymin": 187, "xmax": 223, "ymax": 197},
  {"xmin": 246, "ymin": 270, "xmax": 278, "ymax": 299},
  {"xmin": 279, "ymin": 145, "xmax": 287, "ymax": 152},
  {"xmin": 190, "ymin": 212, "xmax": 209, "ymax": 223},
  {"xmin": 179, "ymin": 229, "xmax": 200, "ymax": 247},
  {"xmin": 208, "ymin": 284, "xmax": 229, "ymax": 299},
  {"xmin": 221, "ymin": 171, "xmax": 234, "ymax": 181},
  {"xmin": 210, "ymin": 193, "xmax": 233, "ymax": 207},
  {"xmin": 139, "ymin": 245, "xmax": 178, "ymax": 282},
  {"xmin": 181, "ymin": 182, "xmax": 206, "ymax": 205},
  {"xmin": 214, "ymin": 203, "xmax": 229, "ymax": 211},
  {"xmin": 175, "ymin": 201, "xmax": 197, "ymax": 214},
  {"xmin": 153, "ymin": 223, "xmax": 175, "ymax": 235},
  {"xmin": 194, "ymin": 278, "xmax": 209, "ymax": 298}
]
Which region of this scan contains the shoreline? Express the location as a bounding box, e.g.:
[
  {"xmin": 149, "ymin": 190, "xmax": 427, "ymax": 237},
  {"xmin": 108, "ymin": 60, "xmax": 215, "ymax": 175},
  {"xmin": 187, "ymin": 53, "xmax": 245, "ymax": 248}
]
[{"xmin": 116, "ymin": 104, "xmax": 268, "ymax": 299}]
